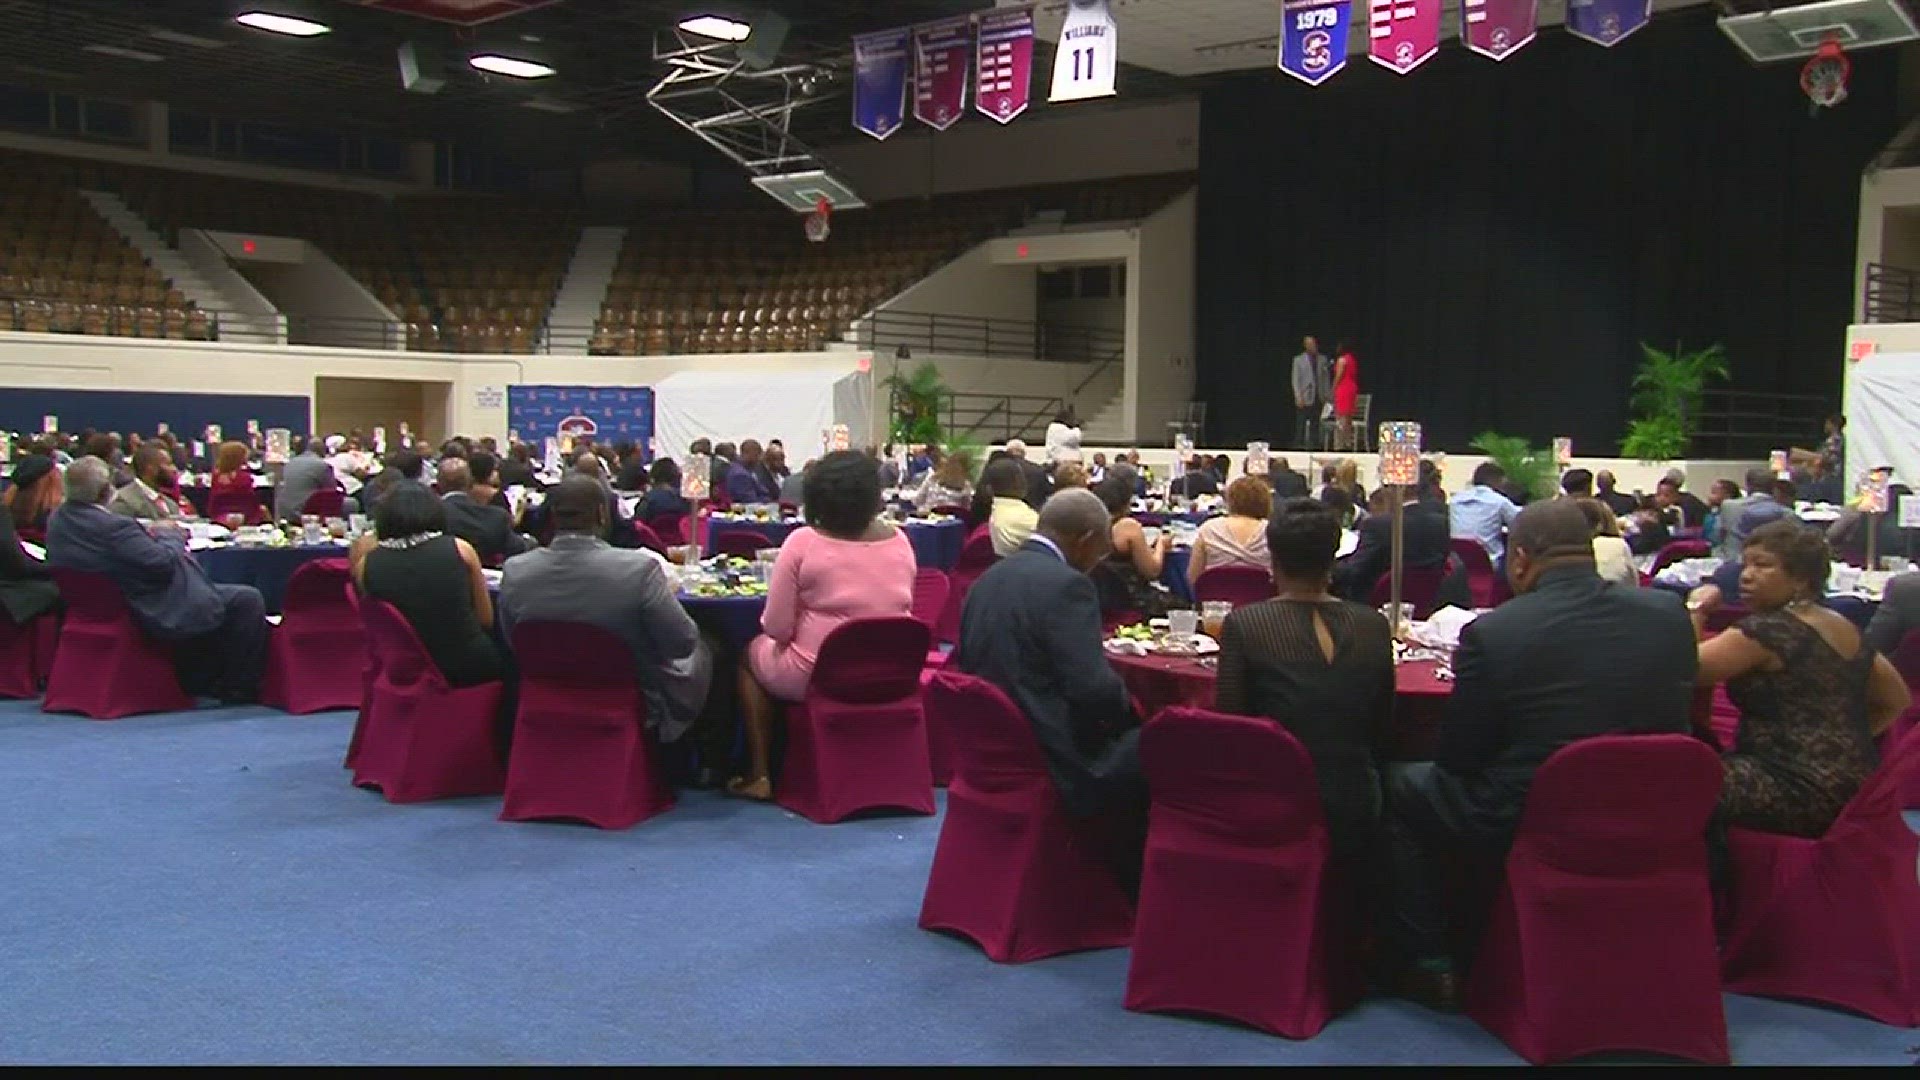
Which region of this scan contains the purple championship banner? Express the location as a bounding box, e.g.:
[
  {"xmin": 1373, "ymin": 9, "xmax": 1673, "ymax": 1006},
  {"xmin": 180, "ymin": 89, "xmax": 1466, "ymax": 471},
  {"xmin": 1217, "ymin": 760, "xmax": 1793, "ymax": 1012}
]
[
  {"xmin": 1462, "ymin": 0, "xmax": 1536, "ymax": 59},
  {"xmin": 1367, "ymin": 0, "xmax": 1441, "ymax": 74},
  {"xmin": 975, "ymin": 6, "xmax": 1035, "ymax": 123},
  {"xmin": 852, "ymin": 28, "xmax": 911, "ymax": 140},
  {"xmin": 1564, "ymin": 0, "xmax": 1650, "ymax": 46},
  {"xmin": 913, "ymin": 16, "xmax": 971, "ymax": 130},
  {"xmin": 1278, "ymin": 0, "xmax": 1353, "ymax": 86}
]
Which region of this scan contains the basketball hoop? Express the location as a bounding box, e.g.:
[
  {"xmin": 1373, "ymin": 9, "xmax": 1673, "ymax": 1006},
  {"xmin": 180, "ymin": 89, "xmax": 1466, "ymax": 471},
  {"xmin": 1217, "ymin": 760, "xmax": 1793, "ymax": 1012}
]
[
  {"xmin": 803, "ymin": 196, "xmax": 832, "ymax": 243},
  {"xmin": 1801, "ymin": 37, "xmax": 1851, "ymax": 115}
]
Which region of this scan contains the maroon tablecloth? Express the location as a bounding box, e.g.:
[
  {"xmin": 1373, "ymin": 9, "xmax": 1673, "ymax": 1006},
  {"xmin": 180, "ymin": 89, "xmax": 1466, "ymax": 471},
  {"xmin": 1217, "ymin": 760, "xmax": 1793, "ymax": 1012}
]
[{"xmin": 1106, "ymin": 652, "xmax": 1452, "ymax": 761}]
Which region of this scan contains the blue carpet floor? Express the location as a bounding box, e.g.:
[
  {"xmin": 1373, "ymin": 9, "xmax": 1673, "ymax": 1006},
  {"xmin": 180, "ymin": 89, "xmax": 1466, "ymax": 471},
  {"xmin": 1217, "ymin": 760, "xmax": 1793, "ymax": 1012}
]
[{"xmin": 0, "ymin": 699, "xmax": 1914, "ymax": 1065}]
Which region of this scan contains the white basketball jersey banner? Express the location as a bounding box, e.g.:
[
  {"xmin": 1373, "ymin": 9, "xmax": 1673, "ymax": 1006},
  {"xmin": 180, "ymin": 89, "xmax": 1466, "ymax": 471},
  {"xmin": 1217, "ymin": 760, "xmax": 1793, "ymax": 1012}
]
[{"xmin": 1049, "ymin": 0, "xmax": 1118, "ymax": 103}]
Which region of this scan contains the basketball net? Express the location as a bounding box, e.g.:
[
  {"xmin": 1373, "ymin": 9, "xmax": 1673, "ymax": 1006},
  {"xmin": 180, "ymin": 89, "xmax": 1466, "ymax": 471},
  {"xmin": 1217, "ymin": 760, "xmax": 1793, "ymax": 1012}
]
[
  {"xmin": 1801, "ymin": 38, "xmax": 1851, "ymax": 116},
  {"xmin": 804, "ymin": 197, "xmax": 832, "ymax": 243}
]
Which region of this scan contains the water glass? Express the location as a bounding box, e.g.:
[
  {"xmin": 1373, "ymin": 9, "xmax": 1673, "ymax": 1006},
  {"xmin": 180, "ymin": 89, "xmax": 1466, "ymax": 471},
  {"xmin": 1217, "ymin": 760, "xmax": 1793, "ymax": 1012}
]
[
  {"xmin": 1380, "ymin": 602, "xmax": 1415, "ymax": 639},
  {"xmin": 223, "ymin": 512, "xmax": 245, "ymax": 531},
  {"xmin": 1881, "ymin": 556, "xmax": 1908, "ymax": 573},
  {"xmin": 1201, "ymin": 601, "xmax": 1232, "ymax": 639},
  {"xmin": 1167, "ymin": 608, "xmax": 1199, "ymax": 644},
  {"xmin": 326, "ymin": 517, "xmax": 348, "ymax": 541},
  {"xmin": 301, "ymin": 514, "xmax": 322, "ymax": 545},
  {"xmin": 348, "ymin": 513, "xmax": 369, "ymax": 537},
  {"xmin": 756, "ymin": 547, "xmax": 781, "ymax": 564},
  {"xmin": 669, "ymin": 544, "xmax": 699, "ymax": 566}
]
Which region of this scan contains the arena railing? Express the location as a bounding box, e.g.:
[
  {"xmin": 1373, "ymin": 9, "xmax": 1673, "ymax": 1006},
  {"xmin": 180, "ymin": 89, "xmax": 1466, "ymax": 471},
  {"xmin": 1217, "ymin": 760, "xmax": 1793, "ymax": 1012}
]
[
  {"xmin": 858, "ymin": 309, "xmax": 1125, "ymax": 364},
  {"xmin": 1691, "ymin": 389, "xmax": 1834, "ymax": 460},
  {"xmin": 1863, "ymin": 262, "xmax": 1920, "ymax": 323}
]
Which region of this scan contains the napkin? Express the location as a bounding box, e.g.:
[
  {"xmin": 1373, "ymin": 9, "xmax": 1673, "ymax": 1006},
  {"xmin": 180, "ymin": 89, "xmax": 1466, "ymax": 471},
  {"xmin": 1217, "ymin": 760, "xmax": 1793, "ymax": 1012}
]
[
  {"xmin": 1408, "ymin": 606, "xmax": 1478, "ymax": 650},
  {"xmin": 19, "ymin": 541, "xmax": 45, "ymax": 561},
  {"xmin": 1653, "ymin": 558, "xmax": 1721, "ymax": 589},
  {"xmin": 480, "ymin": 568, "xmax": 504, "ymax": 588},
  {"xmin": 1104, "ymin": 638, "xmax": 1152, "ymax": 655}
]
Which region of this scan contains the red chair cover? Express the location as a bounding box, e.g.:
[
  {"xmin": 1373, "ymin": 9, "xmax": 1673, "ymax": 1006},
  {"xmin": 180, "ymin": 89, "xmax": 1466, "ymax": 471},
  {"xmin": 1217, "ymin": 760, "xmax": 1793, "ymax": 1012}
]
[
  {"xmin": 350, "ymin": 597, "xmax": 506, "ymax": 803},
  {"xmin": 1464, "ymin": 734, "xmax": 1728, "ymax": 1064},
  {"xmin": 42, "ymin": 567, "xmax": 194, "ymax": 718},
  {"xmin": 1448, "ymin": 538, "xmax": 1500, "ymax": 609},
  {"xmin": 1718, "ymin": 725, "xmax": 1920, "ymax": 1027},
  {"xmin": 1192, "ymin": 565, "xmax": 1273, "ymax": 607},
  {"xmin": 917, "ymin": 671, "xmax": 1134, "ymax": 961},
  {"xmin": 629, "ymin": 520, "xmax": 668, "ymax": 556},
  {"xmin": 1124, "ymin": 708, "xmax": 1360, "ymax": 1038},
  {"xmin": 501, "ymin": 621, "xmax": 675, "ymax": 829},
  {"xmin": 1367, "ymin": 566, "xmax": 1449, "ymax": 619},
  {"xmin": 775, "ymin": 616, "xmax": 936, "ymax": 823},
  {"xmin": 651, "ymin": 513, "xmax": 688, "ymax": 546},
  {"xmin": 342, "ymin": 585, "xmax": 377, "ymax": 769},
  {"xmin": 302, "ymin": 486, "xmax": 347, "ymax": 519},
  {"xmin": 910, "ymin": 568, "xmax": 950, "ymax": 632},
  {"xmin": 0, "ymin": 608, "xmax": 53, "ymax": 699},
  {"xmin": 1649, "ymin": 539, "xmax": 1712, "ymax": 578},
  {"xmin": 934, "ymin": 526, "xmax": 998, "ymax": 644},
  {"xmin": 260, "ymin": 559, "xmax": 361, "ymax": 714},
  {"xmin": 1884, "ymin": 630, "xmax": 1920, "ymax": 808},
  {"xmin": 206, "ymin": 489, "xmax": 266, "ymax": 525},
  {"xmin": 714, "ymin": 529, "xmax": 772, "ymax": 559}
]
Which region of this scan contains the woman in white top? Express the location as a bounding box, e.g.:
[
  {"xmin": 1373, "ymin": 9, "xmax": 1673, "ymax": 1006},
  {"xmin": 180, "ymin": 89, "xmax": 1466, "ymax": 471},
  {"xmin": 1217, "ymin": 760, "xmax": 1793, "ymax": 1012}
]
[
  {"xmin": 913, "ymin": 452, "xmax": 974, "ymax": 511},
  {"xmin": 979, "ymin": 457, "xmax": 1039, "ymax": 556},
  {"xmin": 1188, "ymin": 476, "xmax": 1274, "ymax": 586},
  {"xmin": 1043, "ymin": 407, "xmax": 1082, "ymax": 467},
  {"xmin": 1576, "ymin": 497, "xmax": 1639, "ymax": 587}
]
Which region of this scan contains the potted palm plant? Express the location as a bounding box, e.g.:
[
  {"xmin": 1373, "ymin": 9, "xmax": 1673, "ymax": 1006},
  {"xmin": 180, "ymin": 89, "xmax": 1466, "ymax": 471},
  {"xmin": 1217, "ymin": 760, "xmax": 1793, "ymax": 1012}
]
[{"xmin": 1619, "ymin": 342, "xmax": 1729, "ymax": 461}]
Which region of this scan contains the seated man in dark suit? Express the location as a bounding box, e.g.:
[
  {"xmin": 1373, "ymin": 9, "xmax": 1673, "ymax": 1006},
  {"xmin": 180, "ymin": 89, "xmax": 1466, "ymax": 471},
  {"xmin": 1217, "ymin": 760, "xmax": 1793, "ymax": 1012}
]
[
  {"xmin": 1269, "ymin": 457, "xmax": 1311, "ymax": 499},
  {"xmin": 953, "ymin": 487, "xmax": 1145, "ymax": 889},
  {"xmin": 437, "ymin": 458, "xmax": 529, "ymax": 565},
  {"xmin": 724, "ymin": 440, "xmax": 780, "ymax": 505},
  {"xmin": 45, "ymin": 457, "xmax": 268, "ymax": 701},
  {"xmin": 498, "ymin": 476, "xmax": 722, "ymax": 778},
  {"xmin": 1171, "ymin": 456, "xmax": 1218, "ymax": 499},
  {"xmin": 1867, "ymin": 570, "xmax": 1920, "ymax": 654},
  {"xmin": 1334, "ymin": 483, "xmax": 1464, "ymax": 606},
  {"xmin": 1377, "ymin": 499, "xmax": 1696, "ymax": 1007}
]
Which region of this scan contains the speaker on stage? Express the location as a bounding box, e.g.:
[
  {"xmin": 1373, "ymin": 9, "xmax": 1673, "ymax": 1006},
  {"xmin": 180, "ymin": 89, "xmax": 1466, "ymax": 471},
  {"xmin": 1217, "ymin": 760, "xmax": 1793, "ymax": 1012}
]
[
  {"xmin": 739, "ymin": 11, "xmax": 789, "ymax": 70},
  {"xmin": 399, "ymin": 42, "xmax": 446, "ymax": 94}
]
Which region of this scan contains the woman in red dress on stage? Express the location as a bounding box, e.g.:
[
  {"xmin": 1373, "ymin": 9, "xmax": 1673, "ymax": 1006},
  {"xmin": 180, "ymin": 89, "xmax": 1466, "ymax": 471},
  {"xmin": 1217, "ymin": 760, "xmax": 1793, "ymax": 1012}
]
[{"xmin": 1331, "ymin": 341, "xmax": 1360, "ymax": 451}]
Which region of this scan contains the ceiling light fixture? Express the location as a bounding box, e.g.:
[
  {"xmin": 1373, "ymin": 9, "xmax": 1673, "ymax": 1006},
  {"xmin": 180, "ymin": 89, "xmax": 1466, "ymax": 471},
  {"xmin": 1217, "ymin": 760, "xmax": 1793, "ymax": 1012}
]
[
  {"xmin": 234, "ymin": 11, "xmax": 332, "ymax": 37},
  {"xmin": 469, "ymin": 54, "xmax": 556, "ymax": 78},
  {"xmin": 678, "ymin": 15, "xmax": 752, "ymax": 41}
]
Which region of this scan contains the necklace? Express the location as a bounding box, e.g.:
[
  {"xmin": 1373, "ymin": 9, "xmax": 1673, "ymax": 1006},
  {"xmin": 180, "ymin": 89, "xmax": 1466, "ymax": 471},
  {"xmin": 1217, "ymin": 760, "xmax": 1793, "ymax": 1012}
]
[{"xmin": 375, "ymin": 530, "xmax": 443, "ymax": 550}]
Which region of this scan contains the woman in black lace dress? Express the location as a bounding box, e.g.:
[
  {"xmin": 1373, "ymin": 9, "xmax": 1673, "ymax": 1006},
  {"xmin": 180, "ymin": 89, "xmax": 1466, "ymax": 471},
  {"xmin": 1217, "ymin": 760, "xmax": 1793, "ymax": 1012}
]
[{"xmin": 1688, "ymin": 520, "xmax": 1910, "ymax": 836}]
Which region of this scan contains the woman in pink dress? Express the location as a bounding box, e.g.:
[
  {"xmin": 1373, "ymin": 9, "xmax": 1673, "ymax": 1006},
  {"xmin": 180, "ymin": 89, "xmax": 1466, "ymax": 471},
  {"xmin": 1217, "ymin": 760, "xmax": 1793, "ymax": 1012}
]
[
  {"xmin": 732, "ymin": 450, "xmax": 917, "ymax": 800},
  {"xmin": 1331, "ymin": 341, "xmax": 1361, "ymax": 451}
]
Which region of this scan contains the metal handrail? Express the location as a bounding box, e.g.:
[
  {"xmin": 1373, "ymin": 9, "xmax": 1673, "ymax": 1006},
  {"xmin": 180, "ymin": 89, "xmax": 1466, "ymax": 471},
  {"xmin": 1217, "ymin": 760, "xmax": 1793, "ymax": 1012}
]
[
  {"xmin": 1863, "ymin": 262, "xmax": 1920, "ymax": 323},
  {"xmin": 945, "ymin": 392, "xmax": 1065, "ymax": 444},
  {"xmin": 1691, "ymin": 388, "xmax": 1834, "ymax": 458},
  {"xmin": 859, "ymin": 308, "xmax": 1124, "ymax": 363}
]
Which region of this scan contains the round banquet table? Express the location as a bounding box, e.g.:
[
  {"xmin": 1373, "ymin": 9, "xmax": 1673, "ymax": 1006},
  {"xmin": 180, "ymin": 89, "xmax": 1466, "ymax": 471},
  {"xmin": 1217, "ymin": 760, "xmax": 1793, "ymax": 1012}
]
[
  {"xmin": 678, "ymin": 593, "xmax": 767, "ymax": 649},
  {"xmin": 193, "ymin": 543, "xmax": 352, "ymax": 613},
  {"xmin": 702, "ymin": 516, "xmax": 966, "ymax": 569},
  {"xmin": 1105, "ymin": 651, "xmax": 1452, "ymax": 761},
  {"xmin": 1649, "ymin": 579, "xmax": 1877, "ymax": 629},
  {"xmin": 181, "ymin": 484, "xmax": 276, "ymax": 519}
]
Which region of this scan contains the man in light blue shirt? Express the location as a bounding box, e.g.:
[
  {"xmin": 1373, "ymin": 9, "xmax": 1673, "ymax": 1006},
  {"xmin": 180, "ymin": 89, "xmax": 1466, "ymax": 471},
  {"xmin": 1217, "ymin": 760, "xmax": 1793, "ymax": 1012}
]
[{"xmin": 1450, "ymin": 462, "xmax": 1520, "ymax": 562}]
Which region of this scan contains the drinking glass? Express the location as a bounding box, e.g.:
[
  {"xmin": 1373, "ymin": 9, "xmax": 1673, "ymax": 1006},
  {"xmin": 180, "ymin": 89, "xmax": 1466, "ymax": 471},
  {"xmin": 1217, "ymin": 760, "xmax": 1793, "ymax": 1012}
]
[
  {"xmin": 1201, "ymin": 601, "xmax": 1232, "ymax": 639},
  {"xmin": 326, "ymin": 517, "xmax": 348, "ymax": 541},
  {"xmin": 1380, "ymin": 602, "xmax": 1415, "ymax": 639},
  {"xmin": 669, "ymin": 544, "xmax": 699, "ymax": 566},
  {"xmin": 756, "ymin": 547, "xmax": 781, "ymax": 565},
  {"xmin": 223, "ymin": 512, "xmax": 245, "ymax": 531},
  {"xmin": 348, "ymin": 513, "xmax": 369, "ymax": 537},
  {"xmin": 301, "ymin": 514, "xmax": 322, "ymax": 545},
  {"xmin": 1167, "ymin": 608, "xmax": 1199, "ymax": 644},
  {"xmin": 1141, "ymin": 526, "xmax": 1162, "ymax": 548},
  {"xmin": 1882, "ymin": 556, "xmax": 1908, "ymax": 573}
]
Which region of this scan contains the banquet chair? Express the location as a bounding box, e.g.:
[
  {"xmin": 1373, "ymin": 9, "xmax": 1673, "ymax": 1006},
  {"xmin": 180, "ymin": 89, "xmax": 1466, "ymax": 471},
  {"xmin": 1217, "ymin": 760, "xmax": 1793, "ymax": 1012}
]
[
  {"xmin": 917, "ymin": 671, "xmax": 1135, "ymax": 962},
  {"xmin": 1886, "ymin": 631, "xmax": 1920, "ymax": 807},
  {"xmin": 206, "ymin": 489, "xmax": 266, "ymax": 525},
  {"xmin": 1367, "ymin": 566, "xmax": 1449, "ymax": 619},
  {"xmin": 775, "ymin": 615, "xmax": 936, "ymax": 823},
  {"xmin": 1717, "ymin": 724, "xmax": 1920, "ymax": 1027},
  {"xmin": 910, "ymin": 569, "xmax": 950, "ymax": 633},
  {"xmin": 1192, "ymin": 566, "xmax": 1273, "ymax": 607},
  {"xmin": 501, "ymin": 621, "xmax": 675, "ymax": 830},
  {"xmin": 1648, "ymin": 539, "xmax": 1711, "ymax": 579},
  {"xmin": 341, "ymin": 585, "xmax": 377, "ymax": 770},
  {"xmin": 1124, "ymin": 708, "xmax": 1360, "ymax": 1038},
  {"xmin": 260, "ymin": 559, "xmax": 362, "ymax": 714},
  {"xmin": 302, "ymin": 486, "xmax": 347, "ymax": 519},
  {"xmin": 1464, "ymin": 734, "xmax": 1728, "ymax": 1064},
  {"xmin": 713, "ymin": 528, "xmax": 772, "ymax": 560},
  {"xmin": 350, "ymin": 597, "xmax": 507, "ymax": 803},
  {"xmin": 42, "ymin": 567, "xmax": 195, "ymax": 719},
  {"xmin": 1447, "ymin": 539, "xmax": 1500, "ymax": 609},
  {"xmin": 650, "ymin": 513, "xmax": 688, "ymax": 547},
  {"xmin": 629, "ymin": 520, "xmax": 669, "ymax": 556},
  {"xmin": 934, "ymin": 526, "xmax": 998, "ymax": 644},
  {"xmin": 0, "ymin": 609, "xmax": 56, "ymax": 699}
]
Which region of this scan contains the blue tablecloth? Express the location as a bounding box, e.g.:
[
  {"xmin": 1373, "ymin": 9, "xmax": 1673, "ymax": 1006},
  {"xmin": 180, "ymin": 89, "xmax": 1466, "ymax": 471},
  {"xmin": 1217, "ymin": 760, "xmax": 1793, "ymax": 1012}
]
[
  {"xmin": 1162, "ymin": 547, "xmax": 1194, "ymax": 604},
  {"xmin": 680, "ymin": 594, "xmax": 767, "ymax": 649},
  {"xmin": 705, "ymin": 517, "xmax": 966, "ymax": 569},
  {"xmin": 194, "ymin": 543, "xmax": 352, "ymax": 613}
]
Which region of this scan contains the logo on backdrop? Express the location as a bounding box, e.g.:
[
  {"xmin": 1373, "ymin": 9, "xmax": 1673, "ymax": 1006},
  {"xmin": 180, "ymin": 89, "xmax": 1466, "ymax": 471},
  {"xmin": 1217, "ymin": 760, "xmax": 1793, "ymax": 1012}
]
[
  {"xmin": 1461, "ymin": 0, "xmax": 1537, "ymax": 60},
  {"xmin": 1564, "ymin": 0, "xmax": 1649, "ymax": 46},
  {"xmin": 913, "ymin": 16, "xmax": 972, "ymax": 130},
  {"xmin": 1049, "ymin": 0, "xmax": 1117, "ymax": 103},
  {"xmin": 507, "ymin": 386, "xmax": 654, "ymax": 458},
  {"xmin": 852, "ymin": 28, "xmax": 912, "ymax": 140},
  {"xmin": 556, "ymin": 413, "xmax": 598, "ymax": 440},
  {"xmin": 975, "ymin": 6, "xmax": 1036, "ymax": 123},
  {"xmin": 1368, "ymin": 0, "xmax": 1441, "ymax": 74},
  {"xmin": 1279, "ymin": 0, "xmax": 1353, "ymax": 85}
]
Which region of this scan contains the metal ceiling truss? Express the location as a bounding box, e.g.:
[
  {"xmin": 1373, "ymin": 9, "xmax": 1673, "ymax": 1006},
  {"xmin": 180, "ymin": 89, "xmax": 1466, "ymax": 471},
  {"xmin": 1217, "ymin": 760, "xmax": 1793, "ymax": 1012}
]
[{"xmin": 645, "ymin": 28, "xmax": 839, "ymax": 178}]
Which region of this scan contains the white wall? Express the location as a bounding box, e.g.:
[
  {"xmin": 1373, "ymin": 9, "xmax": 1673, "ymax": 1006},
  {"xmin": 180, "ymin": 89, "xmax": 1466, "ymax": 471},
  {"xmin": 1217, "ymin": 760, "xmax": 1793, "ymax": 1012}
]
[
  {"xmin": 1855, "ymin": 165, "xmax": 1920, "ymax": 313},
  {"xmin": 177, "ymin": 230, "xmax": 285, "ymax": 344},
  {"xmin": 822, "ymin": 97, "xmax": 1198, "ymax": 203},
  {"xmin": 1127, "ymin": 189, "xmax": 1196, "ymax": 442},
  {"xmin": 240, "ymin": 243, "xmax": 402, "ymax": 351}
]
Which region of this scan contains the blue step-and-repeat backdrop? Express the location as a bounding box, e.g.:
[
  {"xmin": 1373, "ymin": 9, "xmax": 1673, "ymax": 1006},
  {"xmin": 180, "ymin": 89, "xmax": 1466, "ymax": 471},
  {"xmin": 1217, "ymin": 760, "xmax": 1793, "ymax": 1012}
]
[{"xmin": 506, "ymin": 386, "xmax": 654, "ymax": 458}]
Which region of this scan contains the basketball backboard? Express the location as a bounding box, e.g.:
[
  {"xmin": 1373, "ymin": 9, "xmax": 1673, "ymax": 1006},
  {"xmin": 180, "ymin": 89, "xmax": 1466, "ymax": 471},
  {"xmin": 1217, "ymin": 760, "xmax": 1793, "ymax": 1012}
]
[
  {"xmin": 752, "ymin": 170, "xmax": 867, "ymax": 212},
  {"xmin": 1718, "ymin": 0, "xmax": 1920, "ymax": 62}
]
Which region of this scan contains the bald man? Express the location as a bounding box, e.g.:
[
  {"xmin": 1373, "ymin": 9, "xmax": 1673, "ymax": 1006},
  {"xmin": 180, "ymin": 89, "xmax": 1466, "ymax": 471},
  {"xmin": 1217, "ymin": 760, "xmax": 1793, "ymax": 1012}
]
[{"xmin": 439, "ymin": 458, "xmax": 529, "ymax": 564}]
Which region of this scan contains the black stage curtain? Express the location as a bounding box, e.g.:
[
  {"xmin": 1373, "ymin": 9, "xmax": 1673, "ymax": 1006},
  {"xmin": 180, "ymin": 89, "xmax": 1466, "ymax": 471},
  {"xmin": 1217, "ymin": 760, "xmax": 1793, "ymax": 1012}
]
[{"xmin": 1195, "ymin": 11, "xmax": 1896, "ymax": 452}]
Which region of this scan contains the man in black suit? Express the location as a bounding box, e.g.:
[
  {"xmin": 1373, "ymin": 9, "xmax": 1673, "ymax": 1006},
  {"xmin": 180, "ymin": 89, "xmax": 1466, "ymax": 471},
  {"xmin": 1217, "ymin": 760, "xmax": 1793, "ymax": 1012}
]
[
  {"xmin": 1333, "ymin": 484, "xmax": 1458, "ymax": 604},
  {"xmin": 1171, "ymin": 456, "xmax": 1218, "ymax": 499},
  {"xmin": 437, "ymin": 458, "xmax": 530, "ymax": 565},
  {"xmin": 1269, "ymin": 457, "xmax": 1311, "ymax": 499},
  {"xmin": 1377, "ymin": 499, "xmax": 1696, "ymax": 1007},
  {"xmin": 1594, "ymin": 469, "xmax": 1639, "ymax": 517},
  {"xmin": 953, "ymin": 487, "xmax": 1145, "ymax": 887}
]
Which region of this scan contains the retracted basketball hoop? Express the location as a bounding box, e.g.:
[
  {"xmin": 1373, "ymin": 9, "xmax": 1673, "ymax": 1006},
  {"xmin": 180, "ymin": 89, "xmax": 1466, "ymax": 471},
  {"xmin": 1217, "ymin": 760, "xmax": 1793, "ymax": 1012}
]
[
  {"xmin": 804, "ymin": 196, "xmax": 832, "ymax": 243},
  {"xmin": 1801, "ymin": 36, "xmax": 1852, "ymax": 114}
]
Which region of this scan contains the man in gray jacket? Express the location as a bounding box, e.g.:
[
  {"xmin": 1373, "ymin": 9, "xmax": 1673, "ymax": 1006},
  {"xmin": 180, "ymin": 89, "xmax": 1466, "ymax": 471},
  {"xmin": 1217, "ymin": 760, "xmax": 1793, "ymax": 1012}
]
[
  {"xmin": 1290, "ymin": 335, "xmax": 1331, "ymax": 449},
  {"xmin": 274, "ymin": 436, "xmax": 337, "ymax": 524},
  {"xmin": 497, "ymin": 476, "xmax": 713, "ymax": 748}
]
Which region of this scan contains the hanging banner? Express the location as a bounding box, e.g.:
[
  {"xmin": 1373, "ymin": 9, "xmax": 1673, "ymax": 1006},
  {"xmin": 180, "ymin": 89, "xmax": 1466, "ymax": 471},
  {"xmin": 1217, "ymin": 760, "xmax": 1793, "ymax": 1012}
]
[
  {"xmin": 1564, "ymin": 0, "xmax": 1650, "ymax": 47},
  {"xmin": 1049, "ymin": 0, "xmax": 1118, "ymax": 103},
  {"xmin": 913, "ymin": 16, "xmax": 971, "ymax": 130},
  {"xmin": 976, "ymin": 6, "xmax": 1036, "ymax": 123},
  {"xmin": 1279, "ymin": 0, "xmax": 1353, "ymax": 85},
  {"xmin": 1461, "ymin": 0, "xmax": 1537, "ymax": 60},
  {"xmin": 852, "ymin": 28, "xmax": 911, "ymax": 140},
  {"xmin": 1368, "ymin": 0, "xmax": 1441, "ymax": 74}
]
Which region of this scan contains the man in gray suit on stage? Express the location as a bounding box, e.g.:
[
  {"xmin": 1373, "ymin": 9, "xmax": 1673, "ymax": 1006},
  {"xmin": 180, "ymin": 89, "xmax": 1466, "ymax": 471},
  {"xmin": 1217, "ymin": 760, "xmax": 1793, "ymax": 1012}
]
[{"xmin": 1291, "ymin": 335, "xmax": 1332, "ymax": 449}]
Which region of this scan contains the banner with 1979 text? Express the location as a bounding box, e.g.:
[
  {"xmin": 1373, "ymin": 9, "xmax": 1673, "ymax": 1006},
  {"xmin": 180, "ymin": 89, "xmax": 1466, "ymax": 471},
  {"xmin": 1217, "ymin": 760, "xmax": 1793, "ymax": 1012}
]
[{"xmin": 1279, "ymin": 0, "xmax": 1353, "ymax": 86}]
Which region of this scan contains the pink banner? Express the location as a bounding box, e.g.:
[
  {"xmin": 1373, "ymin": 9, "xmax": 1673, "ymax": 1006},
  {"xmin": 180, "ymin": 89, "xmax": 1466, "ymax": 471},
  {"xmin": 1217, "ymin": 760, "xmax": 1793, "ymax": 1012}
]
[
  {"xmin": 1367, "ymin": 0, "xmax": 1441, "ymax": 74},
  {"xmin": 913, "ymin": 16, "xmax": 971, "ymax": 131},
  {"xmin": 975, "ymin": 7, "xmax": 1035, "ymax": 124},
  {"xmin": 1462, "ymin": 0, "xmax": 1537, "ymax": 60}
]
